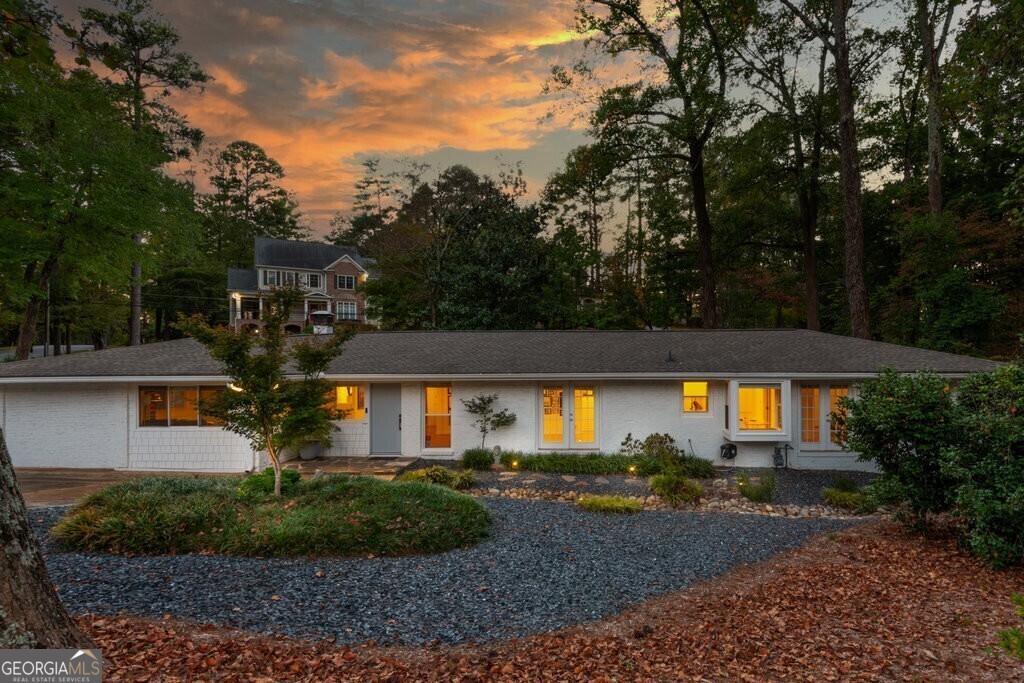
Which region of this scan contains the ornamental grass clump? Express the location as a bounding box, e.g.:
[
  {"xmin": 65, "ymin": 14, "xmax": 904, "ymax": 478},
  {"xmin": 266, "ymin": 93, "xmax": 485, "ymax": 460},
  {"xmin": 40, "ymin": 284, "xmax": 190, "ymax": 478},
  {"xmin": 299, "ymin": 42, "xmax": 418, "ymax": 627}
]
[
  {"xmin": 736, "ymin": 471, "xmax": 777, "ymax": 503},
  {"xmin": 397, "ymin": 466, "xmax": 476, "ymax": 490},
  {"xmin": 576, "ymin": 494, "xmax": 643, "ymax": 514},
  {"xmin": 460, "ymin": 448, "xmax": 495, "ymax": 470},
  {"xmin": 52, "ymin": 474, "xmax": 490, "ymax": 557},
  {"xmin": 648, "ymin": 474, "xmax": 704, "ymax": 506}
]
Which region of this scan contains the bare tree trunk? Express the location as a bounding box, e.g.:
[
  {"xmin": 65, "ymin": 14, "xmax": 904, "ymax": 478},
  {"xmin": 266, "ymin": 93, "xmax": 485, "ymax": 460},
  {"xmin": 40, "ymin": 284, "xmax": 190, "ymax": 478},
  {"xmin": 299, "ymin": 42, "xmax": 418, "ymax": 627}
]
[
  {"xmin": 916, "ymin": 0, "xmax": 954, "ymax": 215},
  {"xmin": 833, "ymin": 0, "xmax": 870, "ymax": 339},
  {"xmin": 15, "ymin": 243, "xmax": 65, "ymax": 361},
  {"xmin": 689, "ymin": 143, "xmax": 719, "ymax": 328},
  {"xmin": 0, "ymin": 427, "xmax": 91, "ymax": 648},
  {"xmin": 129, "ymin": 233, "xmax": 142, "ymax": 346}
]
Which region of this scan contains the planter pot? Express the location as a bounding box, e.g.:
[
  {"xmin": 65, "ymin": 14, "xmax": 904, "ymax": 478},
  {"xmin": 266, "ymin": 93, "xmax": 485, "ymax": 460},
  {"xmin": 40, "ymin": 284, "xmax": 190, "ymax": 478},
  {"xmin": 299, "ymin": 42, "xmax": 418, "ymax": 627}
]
[{"xmin": 299, "ymin": 442, "xmax": 323, "ymax": 461}]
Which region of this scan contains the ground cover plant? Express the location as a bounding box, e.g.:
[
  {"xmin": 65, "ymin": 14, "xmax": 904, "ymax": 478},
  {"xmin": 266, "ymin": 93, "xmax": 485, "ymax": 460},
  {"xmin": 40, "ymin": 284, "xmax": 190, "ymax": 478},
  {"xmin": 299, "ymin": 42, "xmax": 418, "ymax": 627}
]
[
  {"xmin": 575, "ymin": 494, "xmax": 643, "ymax": 514},
  {"xmin": 52, "ymin": 474, "xmax": 490, "ymax": 557},
  {"xmin": 396, "ymin": 466, "xmax": 476, "ymax": 490},
  {"xmin": 820, "ymin": 473, "xmax": 873, "ymax": 512},
  {"xmin": 648, "ymin": 473, "xmax": 704, "ymax": 506}
]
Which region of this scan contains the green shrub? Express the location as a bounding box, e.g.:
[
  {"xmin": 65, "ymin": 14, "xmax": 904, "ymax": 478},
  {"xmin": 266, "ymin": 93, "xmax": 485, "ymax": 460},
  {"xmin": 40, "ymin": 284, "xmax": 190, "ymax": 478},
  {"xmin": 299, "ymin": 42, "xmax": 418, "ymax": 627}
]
[
  {"xmin": 496, "ymin": 449, "xmax": 710, "ymax": 478},
  {"xmin": 831, "ymin": 473, "xmax": 859, "ymax": 493},
  {"xmin": 736, "ymin": 471, "xmax": 777, "ymax": 503},
  {"xmin": 460, "ymin": 448, "xmax": 495, "ymax": 470},
  {"xmin": 52, "ymin": 474, "xmax": 490, "ymax": 557},
  {"xmin": 840, "ymin": 369, "xmax": 963, "ymax": 525},
  {"xmin": 649, "ymin": 473, "xmax": 704, "ymax": 505},
  {"xmin": 576, "ymin": 494, "xmax": 644, "ymax": 514},
  {"xmin": 621, "ymin": 432, "xmax": 716, "ymax": 478},
  {"xmin": 999, "ymin": 594, "xmax": 1024, "ymax": 660},
  {"xmin": 821, "ymin": 487, "xmax": 875, "ymax": 513},
  {"xmin": 941, "ymin": 363, "xmax": 1024, "ymax": 567},
  {"xmin": 238, "ymin": 467, "xmax": 302, "ymax": 497},
  {"xmin": 397, "ymin": 466, "xmax": 475, "ymax": 490}
]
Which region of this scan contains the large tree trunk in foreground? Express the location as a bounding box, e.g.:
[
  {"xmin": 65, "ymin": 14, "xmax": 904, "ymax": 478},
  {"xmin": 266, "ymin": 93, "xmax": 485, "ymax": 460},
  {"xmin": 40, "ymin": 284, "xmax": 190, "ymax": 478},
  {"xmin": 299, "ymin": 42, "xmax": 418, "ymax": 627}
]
[{"xmin": 0, "ymin": 427, "xmax": 90, "ymax": 648}]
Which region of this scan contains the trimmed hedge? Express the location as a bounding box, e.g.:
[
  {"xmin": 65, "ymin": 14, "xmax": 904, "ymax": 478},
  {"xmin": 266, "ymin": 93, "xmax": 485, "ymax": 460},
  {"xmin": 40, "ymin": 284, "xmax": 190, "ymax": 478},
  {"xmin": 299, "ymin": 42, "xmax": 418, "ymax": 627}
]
[
  {"xmin": 499, "ymin": 451, "xmax": 715, "ymax": 478},
  {"xmin": 460, "ymin": 448, "xmax": 495, "ymax": 470}
]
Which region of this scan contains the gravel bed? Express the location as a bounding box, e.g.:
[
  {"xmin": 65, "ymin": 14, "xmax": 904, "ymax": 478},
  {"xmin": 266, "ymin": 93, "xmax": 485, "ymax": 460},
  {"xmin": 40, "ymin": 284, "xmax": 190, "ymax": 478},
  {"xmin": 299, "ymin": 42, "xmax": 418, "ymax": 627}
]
[
  {"xmin": 729, "ymin": 468, "xmax": 877, "ymax": 507},
  {"xmin": 35, "ymin": 499, "xmax": 856, "ymax": 646}
]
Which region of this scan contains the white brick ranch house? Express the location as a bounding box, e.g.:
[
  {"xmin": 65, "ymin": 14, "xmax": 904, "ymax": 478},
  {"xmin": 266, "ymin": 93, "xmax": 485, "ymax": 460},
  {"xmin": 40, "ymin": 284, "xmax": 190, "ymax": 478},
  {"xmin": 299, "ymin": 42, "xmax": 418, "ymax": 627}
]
[{"xmin": 0, "ymin": 330, "xmax": 999, "ymax": 472}]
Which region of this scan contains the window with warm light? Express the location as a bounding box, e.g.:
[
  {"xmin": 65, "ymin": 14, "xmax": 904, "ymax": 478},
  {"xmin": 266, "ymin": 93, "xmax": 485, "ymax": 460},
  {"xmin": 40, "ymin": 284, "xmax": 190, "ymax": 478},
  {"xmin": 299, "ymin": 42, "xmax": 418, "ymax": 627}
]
[
  {"xmin": 737, "ymin": 384, "xmax": 783, "ymax": 431},
  {"xmin": 800, "ymin": 386, "xmax": 820, "ymax": 442},
  {"xmin": 331, "ymin": 385, "xmax": 365, "ymax": 420},
  {"xmin": 424, "ymin": 385, "xmax": 452, "ymax": 448},
  {"xmin": 829, "ymin": 385, "xmax": 849, "ymax": 444},
  {"xmin": 139, "ymin": 386, "xmax": 224, "ymax": 427},
  {"xmin": 542, "ymin": 387, "xmax": 563, "ymax": 443},
  {"xmin": 573, "ymin": 387, "xmax": 595, "ymax": 443},
  {"xmin": 682, "ymin": 381, "xmax": 709, "ymax": 413}
]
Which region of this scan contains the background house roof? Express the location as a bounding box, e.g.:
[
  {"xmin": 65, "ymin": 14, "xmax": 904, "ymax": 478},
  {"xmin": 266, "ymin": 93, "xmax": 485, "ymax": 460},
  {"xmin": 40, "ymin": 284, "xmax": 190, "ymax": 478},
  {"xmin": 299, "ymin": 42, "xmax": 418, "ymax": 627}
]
[
  {"xmin": 0, "ymin": 329, "xmax": 1002, "ymax": 381},
  {"xmin": 227, "ymin": 268, "xmax": 258, "ymax": 291},
  {"xmin": 254, "ymin": 237, "xmax": 367, "ymax": 270}
]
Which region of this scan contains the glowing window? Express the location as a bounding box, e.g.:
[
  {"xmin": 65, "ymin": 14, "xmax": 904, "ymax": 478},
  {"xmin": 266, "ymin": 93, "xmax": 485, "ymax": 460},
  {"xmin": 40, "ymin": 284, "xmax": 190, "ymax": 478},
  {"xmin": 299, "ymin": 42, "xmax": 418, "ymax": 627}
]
[
  {"xmin": 829, "ymin": 385, "xmax": 850, "ymax": 444},
  {"xmin": 139, "ymin": 387, "xmax": 168, "ymax": 427},
  {"xmin": 800, "ymin": 386, "xmax": 820, "ymax": 443},
  {"xmin": 333, "ymin": 385, "xmax": 365, "ymax": 420},
  {"xmin": 542, "ymin": 387, "xmax": 563, "ymax": 443},
  {"xmin": 168, "ymin": 387, "xmax": 199, "ymax": 426},
  {"xmin": 140, "ymin": 386, "xmax": 222, "ymax": 427},
  {"xmin": 682, "ymin": 382, "xmax": 709, "ymax": 413},
  {"xmin": 198, "ymin": 386, "xmax": 225, "ymax": 426},
  {"xmin": 574, "ymin": 387, "xmax": 595, "ymax": 443},
  {"xmin": 424, "ymin": 385, "xmax": 451, "ymax": 448},
  {"xmin": 738, "ymin": 384, "xmax": 783, "ymax": 431}
]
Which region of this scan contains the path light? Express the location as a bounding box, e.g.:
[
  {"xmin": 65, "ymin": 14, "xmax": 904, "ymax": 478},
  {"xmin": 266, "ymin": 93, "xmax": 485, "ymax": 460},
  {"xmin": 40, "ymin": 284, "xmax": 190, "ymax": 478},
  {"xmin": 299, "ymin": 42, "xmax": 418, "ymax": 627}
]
[
  {"xmin": 511, "ymin": 460, "xmax": 519, "ymax": 469},
  {"xmin": 628, "ymin": 465, "xmax": 637, "ymax": 475}
]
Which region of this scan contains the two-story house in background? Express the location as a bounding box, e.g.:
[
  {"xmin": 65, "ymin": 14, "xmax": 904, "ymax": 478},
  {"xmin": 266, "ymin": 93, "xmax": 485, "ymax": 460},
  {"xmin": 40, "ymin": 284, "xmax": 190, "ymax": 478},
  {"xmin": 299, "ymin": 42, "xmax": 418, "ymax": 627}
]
[{"xmin": 227, "ymin": 237, "xmax": 372, "ymax": 332}]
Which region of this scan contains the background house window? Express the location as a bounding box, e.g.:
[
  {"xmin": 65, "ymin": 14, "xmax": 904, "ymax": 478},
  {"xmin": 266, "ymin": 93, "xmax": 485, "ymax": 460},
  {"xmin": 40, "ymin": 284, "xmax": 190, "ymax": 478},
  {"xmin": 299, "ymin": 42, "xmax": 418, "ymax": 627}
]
[
  {"xmin": 542, "ymin": 387, "xmax": 563, "ymax": 443},
  {"xmin": 829, "ymin": 385, "xmax": 850, "ymax": 444},
  {"xmin": 800, "ymin": 386, "xmax": 820, "ymax": 442},
  {"xmin": 738, "ymin": 384, "xmax": 783, "ymax": 431},
  {"xmin": 337, "ymin": 274, "xmax": 355, "ymax": 290},
  {"xmin": 283, "ymin": 271, "xmax": 296, "ymax": 285},
  {"xmin": 262, "ymin": 270, "xmax": 280, "ymax": 286},
  {"xmin": 682, "ymin": 381, "xmax": 709, "ymax": 413},
  {"xmin": 332, "ymin": 385, "xmax": 365, "ymax": 419},
  {"xmin": 139, "ymin": 386, "xmax": 224, "ymax": 427},
  {"xmin": 424, "ymin": 385, "xmax": 452, "ymax": 448},
  {"xmin": 308, "ymin": 273, "xmax": 322, "ymax": 288},
  {"xmin": 338, "ymin": 301, "xmax": 358, "ymax": 320}
]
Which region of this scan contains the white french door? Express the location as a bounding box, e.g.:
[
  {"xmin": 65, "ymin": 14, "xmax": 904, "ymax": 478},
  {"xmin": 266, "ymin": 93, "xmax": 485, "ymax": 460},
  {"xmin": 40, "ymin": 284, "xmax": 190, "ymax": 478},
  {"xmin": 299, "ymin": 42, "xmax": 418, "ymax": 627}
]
[{"xmin": 540, "ymin": 384, "xmax": 597, "ymax": 449}]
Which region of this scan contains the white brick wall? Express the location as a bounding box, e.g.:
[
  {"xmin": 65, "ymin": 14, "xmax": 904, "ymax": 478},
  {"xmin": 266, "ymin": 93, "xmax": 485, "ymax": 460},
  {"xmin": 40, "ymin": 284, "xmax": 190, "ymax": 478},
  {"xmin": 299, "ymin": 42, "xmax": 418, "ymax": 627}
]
[
  {"xmin": 322, "ymin": 416, "xmax": 370, "ymax": 457},
  {"xmin": 1, "ymin": 383, "xmax": 129, "ymax": 468}
]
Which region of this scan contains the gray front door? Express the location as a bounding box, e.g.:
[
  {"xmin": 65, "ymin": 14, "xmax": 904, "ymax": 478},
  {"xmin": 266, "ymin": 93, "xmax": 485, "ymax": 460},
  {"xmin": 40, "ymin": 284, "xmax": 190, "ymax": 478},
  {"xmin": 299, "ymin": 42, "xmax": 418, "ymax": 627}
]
[{"xmin": 370, "ymin": 384, "xmax": 402, "ymax": 454}]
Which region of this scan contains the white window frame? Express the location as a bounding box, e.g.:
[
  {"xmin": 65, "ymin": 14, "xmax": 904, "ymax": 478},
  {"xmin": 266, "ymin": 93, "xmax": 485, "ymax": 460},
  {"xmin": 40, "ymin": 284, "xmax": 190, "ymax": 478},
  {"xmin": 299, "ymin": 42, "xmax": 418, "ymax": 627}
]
[
  {"xmin": 423, "ymin": 384, "xmax": 453, "ymax": 451},
  {"xmin": 537, "ymin": 383, "xmax": 599, "ymax": 450},
  {"xmin": 137, "ymin": 385, "xmax": 224, "ymax": 428},
  {"xmin": 331, "ymin": 384, "xmax": 366, "ymax": 421},
  {"xmin": 725, "ymin": 380, "xmax": 791, "ymax": 441},
  {"xmin": 336, "ymin": 274, "xmax": 356, "ymax": 290},
  {"xmin": 307, "ymin": 273, "xmax": 322, "ymax": 289},
  {"xmin": 797, "ymin": 382, "xmax": 856, "ymax": 451},
  {"xmin": 337, "ymin": 301, "xmax": 358, "ymax": 320},
  {"xmin": 681, "ymin": 380, "xmax": 712, "ymax": 415},
  {"xmin": 262, "ymin": 269, "xmax": 280, "ymax": 287}
]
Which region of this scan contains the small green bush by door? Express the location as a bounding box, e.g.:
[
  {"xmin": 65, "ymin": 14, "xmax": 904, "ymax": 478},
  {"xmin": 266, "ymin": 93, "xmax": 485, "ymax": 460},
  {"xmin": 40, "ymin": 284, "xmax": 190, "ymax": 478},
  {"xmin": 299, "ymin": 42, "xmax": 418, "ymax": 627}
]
[
  {"xmin": 52, "ymin": 474, "xmax": 490, "ymax": 557},
  {"xmin": 649, "ymin": 474, "xmax": 704, "ymax": 505},
  {"xmin": 460, "ymin": 448, "xmax": 495, "ymax": 470},
  {"xmin": 736, "ymin": 471, "xmax": 776, "ymax": 503},
  {"xmin": 397, "ymin": 466, "xmax": 476, "ymax": 490},
  {"xmin": 576, "ymin": 494, "xmax": 643, "ymax": 514}
]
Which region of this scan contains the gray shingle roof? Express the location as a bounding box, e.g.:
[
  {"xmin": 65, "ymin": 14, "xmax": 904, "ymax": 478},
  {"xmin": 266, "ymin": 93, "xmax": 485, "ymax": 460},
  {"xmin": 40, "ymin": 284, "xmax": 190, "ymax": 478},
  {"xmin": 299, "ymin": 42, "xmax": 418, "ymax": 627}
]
[
  {"xmin": 255, "ymin": 237, "xmax": 366, "ymax": 270},
  {"xmin": 227, "ymin": 268, "xmax": 258, "ymax": 291},
  {"xmin": 0, "ymin": 330, "xmax": 1001, "ymax": 381}
]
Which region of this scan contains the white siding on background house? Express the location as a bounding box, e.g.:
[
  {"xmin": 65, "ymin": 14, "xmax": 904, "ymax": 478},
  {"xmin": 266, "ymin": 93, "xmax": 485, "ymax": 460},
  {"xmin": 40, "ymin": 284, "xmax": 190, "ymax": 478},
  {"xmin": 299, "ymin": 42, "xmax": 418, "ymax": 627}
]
[{"xmin": 1, "ymin": 383, "xmax": 128, "ymax": 468}]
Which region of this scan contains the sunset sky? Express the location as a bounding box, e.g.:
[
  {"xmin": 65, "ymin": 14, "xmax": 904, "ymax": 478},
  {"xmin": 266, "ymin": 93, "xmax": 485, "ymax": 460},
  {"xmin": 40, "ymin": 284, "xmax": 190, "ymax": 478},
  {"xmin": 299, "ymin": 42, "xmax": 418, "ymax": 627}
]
[{"xmin": 57, "ymin": 0, "xmax": 594, "ymax": 235}]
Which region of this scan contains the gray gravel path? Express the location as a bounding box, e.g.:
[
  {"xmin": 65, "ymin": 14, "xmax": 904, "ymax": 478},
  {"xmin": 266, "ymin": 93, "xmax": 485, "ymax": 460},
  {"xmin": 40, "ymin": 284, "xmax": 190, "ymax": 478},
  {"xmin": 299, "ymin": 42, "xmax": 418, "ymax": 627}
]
[{"xmin": 34, "ymin": 499, "xmax": 855, "ymax": 645}]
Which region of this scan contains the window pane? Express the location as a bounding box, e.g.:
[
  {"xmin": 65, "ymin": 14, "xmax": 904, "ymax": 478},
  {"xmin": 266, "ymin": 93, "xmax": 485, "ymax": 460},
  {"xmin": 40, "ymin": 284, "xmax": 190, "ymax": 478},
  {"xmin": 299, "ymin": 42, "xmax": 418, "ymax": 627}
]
[
  {"xmin": 169, "ymin": 387, "xmax": 199, "ymax": 426},
  {"xmin": 738, "ymin": 384, "xmax": 782, "ymax": 431},
  {"xmin": 574, "ymin": 387, "xmax": 595, "ymax": 443},
  {"xmin": 542, "ymin": 387, "xmax": 563, "ymax": 443},
  {"xmin": 683, "ymin": 381, "xmax": 709, "ymax": 412},
  {"xmin": 139, "ymin": 386, "xmax": 168, "ymax": 427},
  {"xmin": 829, "ymin": 385, "xmax": 850, "ymax": 444},
  {"xmin": 424, "ymin": 386, "xmax": 451, "ymax": 448},
  {"xmin": 800, "ymin": 386, "xmax": 820, "ymax": 442},
  {"xmin": 334, "ymin": 385, "xmax": 366, "ymax": 420},
  {"xmin": 198, "ymin": 386, "xmax": 225, "ymax": 426}
]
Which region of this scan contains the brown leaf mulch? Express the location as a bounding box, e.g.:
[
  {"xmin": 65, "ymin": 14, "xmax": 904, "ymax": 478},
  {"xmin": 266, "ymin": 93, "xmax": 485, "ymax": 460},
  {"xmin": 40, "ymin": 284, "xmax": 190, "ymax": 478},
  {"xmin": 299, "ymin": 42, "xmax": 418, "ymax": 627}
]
[{"xmin": 79, "ymin": 520, "xmax": 1024, "ymax": 682}]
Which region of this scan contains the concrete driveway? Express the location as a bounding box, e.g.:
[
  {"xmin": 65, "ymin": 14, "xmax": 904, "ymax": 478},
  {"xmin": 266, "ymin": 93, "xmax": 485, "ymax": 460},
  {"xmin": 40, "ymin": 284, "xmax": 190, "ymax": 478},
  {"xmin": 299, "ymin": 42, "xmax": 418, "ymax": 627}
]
[{"xmin": 14, "ymin": 468, "xmax": 147, "ymax": 508}]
